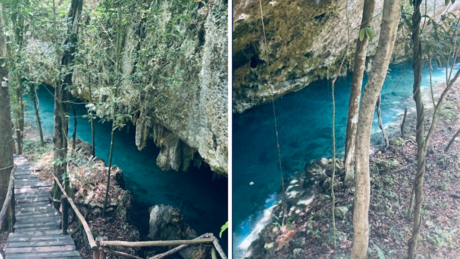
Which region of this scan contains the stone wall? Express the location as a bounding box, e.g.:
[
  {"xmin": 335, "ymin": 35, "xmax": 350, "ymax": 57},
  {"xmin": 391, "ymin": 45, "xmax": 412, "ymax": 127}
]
[
  {"xmin": 73, "ymin": 0, "xmax": 228, "ymax": 174},
  {"xmin": 232, "ymin": 0, "xmax": 455, "ymax": 113}
]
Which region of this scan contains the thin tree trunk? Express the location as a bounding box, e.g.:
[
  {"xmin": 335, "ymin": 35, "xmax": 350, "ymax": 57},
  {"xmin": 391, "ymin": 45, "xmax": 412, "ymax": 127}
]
[
  {"xmin": 407, "ymin": 0, "xmax": 426, "ymax": 256},
  {"xmin": 16, "ymin": 85, "xmax": 24, "ymax": 144},
  {"xmin": 0, "ymin": 3, "xmax": 13, "ymax": 231},
  {"xmin": 351, "ymin": 0, "xmax": 401, "ymax": 257},
  {"xmin": 401, "ymin": 107, "xmax": 408, "ymax": 137},
  {"xmin": 91, "ymin": 118, "xmax": 95, "ymax": 156},
  {"xmin": 408, "ymin": 26, "xmax": 460, "ymax": 259},
  {"xmin": 445, "ymin": 127, "xmax": 460, "ymax": 152},
  {"xmin": 344, "ymin": 0, "xmax": 376, "ymax": 185},
  {"xmin": 30, "ymin": 84, "xmax": 44, "ymax": 145},
  {"xmin": 72, "ymin": 104, "xmax": 77, "ymax": 151},
  {"xmin": 89, "ymin": 80, "xmax": 95, "ymax": 157},
  {"xmin": 376, "ymin": 94, "xmax": 389, "ymax": 149},
  {"xmin": 53, "ymin": 0, "xmax": 83, "ymax": 185},
  {"xmin": 102, "ymin": 126, "xmax": 115, "ymax": 217}
]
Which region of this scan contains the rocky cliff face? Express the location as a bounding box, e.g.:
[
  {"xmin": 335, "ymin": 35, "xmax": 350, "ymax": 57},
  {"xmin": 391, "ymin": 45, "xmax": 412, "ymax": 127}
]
[
  {"xmin": 73, "ymin": 0, "xmax": 228, "ymax": 174},
  {"xmin": 232, "ymin": 0, "xmax": 455, "ymax": 113}
]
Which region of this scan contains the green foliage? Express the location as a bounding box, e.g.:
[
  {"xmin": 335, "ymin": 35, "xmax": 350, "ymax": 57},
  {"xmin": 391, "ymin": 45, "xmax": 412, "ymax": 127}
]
[
  {"xmin": 219, "ymin": 221, "xmax": 228, "ymax": 238},
  {"xmin": 359, "ymin": 27, "xmax": 375, "ymax": 41},
  {"xmin": 394, "ymin": 137, "xmax": 405, "ymax": 147},
  {"xmin": 373, "ymin": 244, "xmax": 386, "ymax": 259}
]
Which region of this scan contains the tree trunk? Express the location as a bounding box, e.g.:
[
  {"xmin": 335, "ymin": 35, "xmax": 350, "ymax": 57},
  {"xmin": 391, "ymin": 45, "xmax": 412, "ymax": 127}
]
[
  {"xmin": 0, "ymin": 3, "xmax": 13, "ymax": 231},
  {"xmin": 406, "ymin": 0, "xmax": 424, "ymax": 224},
  {"xmin": 344, "ymin": 0, "xmax": 376, "ymax": 185},
  {"xmin": 350, "ymin": 0, "xmax": 401, "ymax": 257},
  {"xmin": 102, "ymin": 126, "xmax": 115, "ymax": 217},
  {"xmin": 30, "ymin": 84, "xmax": 44, "ymax": 145},
  {"xmin": 445, "ymin": 127, "xmax": 460, "ymax": 152},
  {"xmin": 91, "ymin": 117, "xmax": 95, "ymax": 156},
  {"xmin": 53, "ymin": 0, "xmax": 83, "ymax": 182},
  {"xmin": 376, "ymin": 94, "xmax": 389, "ymax": 149},
  {"xmin": 72, "ymin": 104, "xmax": 77, "ymax": 151},
  {"xmin": 407, "ymin": 1, "xmax": 460, "ymax": 254},
  {"xmin": 407, "ymin": 0, "xmax": 424, "ymax": 257}
]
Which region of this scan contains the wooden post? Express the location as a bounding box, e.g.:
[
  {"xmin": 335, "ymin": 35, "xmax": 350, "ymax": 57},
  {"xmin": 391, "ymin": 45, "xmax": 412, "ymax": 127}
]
[
  {"xmin": 8, "ymin": 181, "xmax": 14, "ymax": 233},
  {"xmin": 61, "ymin": 195, "xmax": 68, "ymax": 235},
  {"xmin": 93, "ymin": 238, "xmax": 100, "ymax": 259},
  {"xmin": 15, "ymin": 129, "xmax": 21, "ymax": 155},
  {"xmin": 96, "ymin": 236, "xmax": 108, "ymax": 259}
]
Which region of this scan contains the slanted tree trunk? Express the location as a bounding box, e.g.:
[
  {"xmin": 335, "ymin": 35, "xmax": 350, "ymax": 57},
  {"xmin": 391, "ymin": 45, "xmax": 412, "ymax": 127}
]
[
  {"xmin": 0, "ymin": 3, "xmax": 14, "ymax": 231},
  {"xmin": 30, "ymin": 84, "xmax": 44, "ymax": 145},
  {"xmin": 445, "ymin": 127, "xmax": 460, "ymax": 152},
  {"xmin": 350, "ymin": 0, "xmax": 401, "ymax": 257},
  {"xmin": 344, "ymin": 0, "xmax": 376, "ymax": 184}
]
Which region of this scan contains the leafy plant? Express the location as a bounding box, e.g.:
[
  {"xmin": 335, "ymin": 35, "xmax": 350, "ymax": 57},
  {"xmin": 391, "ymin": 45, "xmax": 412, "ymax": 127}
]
[
  {"xmin": 219, "ymin": 221, "xmax": 228, "ymax": 238},
  {"xmin": 373, "ymin": 244, "xmax": 386, "ymax": 259}
]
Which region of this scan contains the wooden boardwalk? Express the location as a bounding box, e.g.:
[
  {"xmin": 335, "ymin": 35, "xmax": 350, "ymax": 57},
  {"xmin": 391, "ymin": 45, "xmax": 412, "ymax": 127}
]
[{"xmin": 4, "ymin": 155, "xmax": 81, "ymax": 258}]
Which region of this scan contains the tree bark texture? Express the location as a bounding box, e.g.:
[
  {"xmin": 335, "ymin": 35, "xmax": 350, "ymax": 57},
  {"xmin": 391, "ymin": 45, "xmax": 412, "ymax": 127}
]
[
  {"xmin": 376, "ymin": 94, "xmax": 389, "ymax": 149},
  {"xmin": 344, "ymin": 0, "xmax": 376, "ymax": 185},
  {"xmin": 0, "ymin": 3, "xmax": 13, "ymax": 230},
  {"xmin": 53, "ymin": 0, "xmax": 83, "ymax": 181},
  {"xmin": 30, "ymin": 84, "xmax": 44, "ymax": 145},
  {"xmin": 350, "ymin": 0, "xmax": 401, "ymax": 257},
  {"xmin": 407, "ymin": 0, "xmax": 425, "ymax": 257}
]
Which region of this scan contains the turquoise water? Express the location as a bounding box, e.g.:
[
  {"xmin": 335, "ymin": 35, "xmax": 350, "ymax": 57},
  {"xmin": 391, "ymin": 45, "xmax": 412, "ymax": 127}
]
[
  {"xmin": 24, "ymin": 86, "xmax": 228, "ymax": 250},
  {"xmin": 232, "ymin": 62, "xmax": 459, "ymax": 254}
]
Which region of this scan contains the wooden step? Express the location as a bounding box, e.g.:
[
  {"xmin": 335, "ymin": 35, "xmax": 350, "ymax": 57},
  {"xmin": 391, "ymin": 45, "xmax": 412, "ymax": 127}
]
[
  {"xmin": 15, "ymin": 216, "xmax": 60, "ymax": 224},
  {"xmin": 10, "ymin": 230, "xmax": 62, "ymax": 236},
  {"xmin": 17, "ymin": 196, "xmax": 49, "ymax": 204},
  {"xmin": 6, "ymin": 238, "xmax": 75, "ymax": 248},
  {"xmin": 7, "ymin": 234, "xmax": 71, "ymax": 242},
  {"xmin": 5, "ymin": 244, "xmax": 76, "ymax": 254},
  {"xmin": 15, "ymin": 212, "xmax": 60, "ymax": 220},
  {"xmin": 14, "ymin": 220, "xmax": 60, "ymax": 229},
  {"xmin": 5, "ymin": 250, "xmax": 81, "ymax": 258},
  {"xmin": 7, "ymin": 156, "xmax": 81, "ymax": 259},
  {"xmin": 15, "ymin": 182, "xmax": 52, "ymax": 188},
  {"xmin": 15, "ymin": 187, "xmax": 52, "ymax": 194}
]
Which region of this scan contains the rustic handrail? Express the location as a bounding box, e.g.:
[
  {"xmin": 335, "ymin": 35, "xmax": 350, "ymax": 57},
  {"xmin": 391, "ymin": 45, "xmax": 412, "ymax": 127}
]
[
  {"xmin": 52, "ymin": 175, "xmax": 97, "ymax": 251},
  {"xmin": 100, "ymin": 233, "xmax": 227, "ymax": 259},
  {"xmin": 100, "ymin": 238, "xmax": 214, "ymax": 247},
  {"xmin": 0, "ymin": 166, "xmax": 15, "ymax": 231},
  {"xmin": 53, "ymin": 174, "xmax": 227, "ymax": 259}
]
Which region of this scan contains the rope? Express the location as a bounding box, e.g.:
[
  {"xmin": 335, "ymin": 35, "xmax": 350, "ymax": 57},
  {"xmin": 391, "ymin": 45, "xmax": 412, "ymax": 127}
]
[
  {"xmin": 258, "ymin": 0, "xmax": 287, "ymax": 225},
  {"xmin": 0, "ymin": 165, "xmax": 13, "ymax": 171}
]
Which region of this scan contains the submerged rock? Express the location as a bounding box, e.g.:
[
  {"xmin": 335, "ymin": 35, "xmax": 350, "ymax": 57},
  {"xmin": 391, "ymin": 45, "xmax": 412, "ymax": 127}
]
[{"xmin": 148, "ymin": 205, "xmax": 208, "ymax": 259}]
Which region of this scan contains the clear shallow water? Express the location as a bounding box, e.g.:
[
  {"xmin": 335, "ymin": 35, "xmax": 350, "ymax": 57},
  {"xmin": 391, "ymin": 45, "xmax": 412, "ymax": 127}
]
[
  {"xmin": 232, "ymin": 62, "xmax": 459, "ymax": 255},
  {"xmin": 24, "ymin": 86, "xmax": 228, "ymax": 251}
]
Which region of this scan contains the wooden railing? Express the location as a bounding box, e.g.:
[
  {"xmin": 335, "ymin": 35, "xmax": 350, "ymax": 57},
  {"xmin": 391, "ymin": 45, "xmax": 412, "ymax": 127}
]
[
  {"xmin": 0, "ymin": 165, "xmax": 15, "ymax": 259},
  {"xmin": 0, "ymin": 166, "xmax": 16, "ymax": 233},
  {"xmin": 53, "ymin": 175, "xmax": 228, "ymax": 259},
  {"xmin": 53, "ymin": 175, "xmax": 98, "ymax": 255}
]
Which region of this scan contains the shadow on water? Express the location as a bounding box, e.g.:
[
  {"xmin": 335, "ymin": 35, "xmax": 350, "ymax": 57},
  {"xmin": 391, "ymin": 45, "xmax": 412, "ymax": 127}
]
[
  {"xmin": 232, "ymin": 61, "xmax": 459, "ymax": 254},
  {"xmin": 24, "ymin": 86, "xmax": 228, "ymax": 252}
]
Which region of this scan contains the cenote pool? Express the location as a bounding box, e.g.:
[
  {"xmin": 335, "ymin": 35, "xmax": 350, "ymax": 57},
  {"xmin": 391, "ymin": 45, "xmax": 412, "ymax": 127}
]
[
  {"xmin": 24, "ymin": 86, "xmax": 228, "ymax": 251},
  {"xmin": 232, "ymin": 62, "xmax": 460, "ymax": 256}
]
